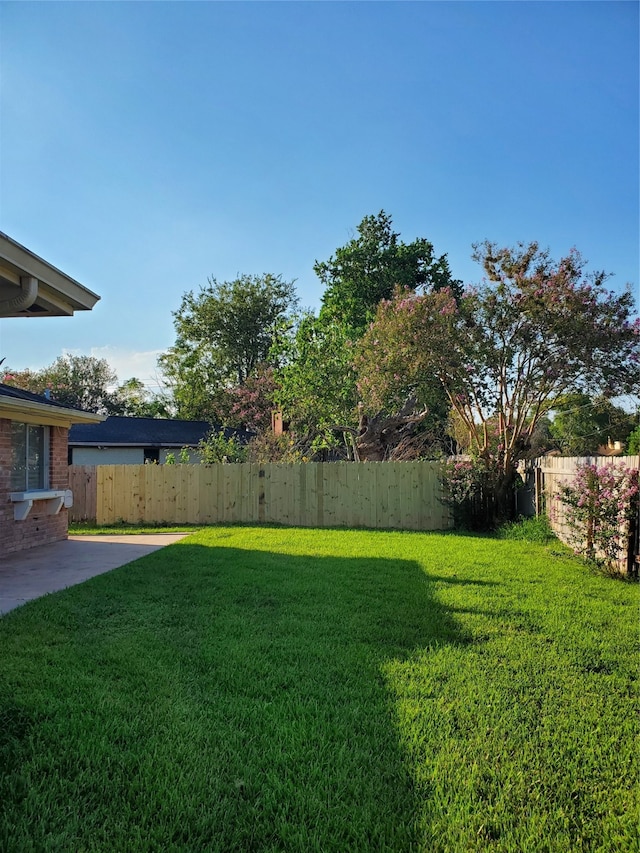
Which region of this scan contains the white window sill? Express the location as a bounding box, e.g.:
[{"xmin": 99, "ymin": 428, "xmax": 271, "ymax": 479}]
[{"xmin": 9, "ymin": 490, "xmax": 73, "ymax": 521}]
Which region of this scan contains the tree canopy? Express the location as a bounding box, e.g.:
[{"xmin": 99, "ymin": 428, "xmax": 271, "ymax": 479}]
[
  {"xmin": 549, "ymin": 393, "xmax": 637, "ymax": 456},
  {"xmin": 315, "ymin": 210, "xmax": 462, "ymax": 333},
  {"xmin": 272, "ymin": 314, "xmax": 358, "ymax": 453},
  {"xmin": 270, "ymin": 212, "xmax": 459, "ymax": 457},
  {"xmin": 159, "ymin": 273, "xmax": 298, "ymax": 422},
  {"xmin": 355, "ymin": 241, "xmax": 639, "ymax": 515},
  {"xmin": 2, "ymin": 355, "xmax": 163, "ymax": 416}
]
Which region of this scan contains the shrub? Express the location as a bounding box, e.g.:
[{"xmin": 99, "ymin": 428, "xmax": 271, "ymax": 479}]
[
  {"xmin": 198, "ymin": 431, "xmax": 248, "ymax": 464},
  {"xmin": 627, "ymin": 424, "xmax": 640, "ymax": 455},
  {"xmin": 556, "ymin": 463, "xmax": 638, "ymax": 570},
  {"xmin": 441, "ymin": 456, "xmax": 521, "ymax": 531}
]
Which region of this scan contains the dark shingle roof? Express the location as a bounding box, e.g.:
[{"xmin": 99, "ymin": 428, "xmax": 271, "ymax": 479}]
[
  {"xmin": 69, "ymin": 416, "xmax": 253, "ymax": 447},
  {"xmin": 0, "ymin": 382, "xmax": 87, "ymax": 412}
]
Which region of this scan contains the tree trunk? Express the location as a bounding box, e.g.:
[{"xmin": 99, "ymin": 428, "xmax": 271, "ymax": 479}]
[{"xmin": 355, "ymin": 400, "xmax": 429, "ymax": 462}]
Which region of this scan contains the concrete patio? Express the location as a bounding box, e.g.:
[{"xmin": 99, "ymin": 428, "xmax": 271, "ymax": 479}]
[{"xmin": 0, "ymin": 533, "xmax": 190, "ymax": 615}]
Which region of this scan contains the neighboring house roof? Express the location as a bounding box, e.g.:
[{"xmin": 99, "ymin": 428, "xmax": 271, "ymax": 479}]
[
  {"xmin": 0, "ymin": 232, "xmax": 100, "ymax": 318},
  {"xmin": 68, "ymin": 416, "xmax": 253, "ymax": 447},
  {"xmin": 0, "ymin": 383, "xmax": 105, "ymax": 427}
]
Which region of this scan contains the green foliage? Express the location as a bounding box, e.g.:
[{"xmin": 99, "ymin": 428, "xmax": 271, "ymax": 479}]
[
  {"xmin": 164, "ymin": 448, "xmax": 193, "ymax": 465},
  {"xmin": 625, "ymin": 422, "xmax": 640, "ymax": 455},
  {"xmin": 316, "ymin": 210, "xmax": 461, "ymax": 334},
  {"xmin": 3, "ymin": 355, "xmax": 164, "ymax": 416},
  {"xmin": 246, "ymin": 431, "xmax": 305, "ymax": 463},
  {"xmin": 197, "ymin": 430, "xmax": 248, "ymax": 463},
  {"xmin": 272, "ymin": 212, "xmax": 459, "ymax": 453},
  {"xmin": 273, "ymin": 313, "xmax": 358, "ymax": 446},
  {"xmin": 549, "ymin": 393, "xmax": 636, "ymax": 455},
  {"xmin": 157, "ymin": 338, "xmax": 230, "ymax": 423},
  {"xmin": 115, "ymin": 378, "xmax": 171, "ymax": 418},
  {"xmin": 159, "ymin": 273, "xmax": 298, "ymax": 421}
]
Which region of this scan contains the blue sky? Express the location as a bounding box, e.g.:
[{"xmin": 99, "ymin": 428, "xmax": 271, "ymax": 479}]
[{"xmin": 1, "ymin": 1, "xmax": 638, "ymax": 392}]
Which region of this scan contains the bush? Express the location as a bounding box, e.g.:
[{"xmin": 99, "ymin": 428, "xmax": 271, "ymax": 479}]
[
  {"xmin": 556, "ymin": 463, "xmax": 638, "ymax": 569},
  {"xmin": 627, "ymin": 424, "xmax": 640, "ymax": 455},
  {"xmin": 441, "ymin": 457, "xmax": 519, "ymax": 531},
  {"xmin": 198, "ymin": 431, "xmax": 248, "ymax": 464}
]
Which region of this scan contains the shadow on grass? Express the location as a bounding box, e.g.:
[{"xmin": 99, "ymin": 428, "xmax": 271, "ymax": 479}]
[{"xmin": 0, "ymin": 542, "xmax": 470, "ymax": 852}]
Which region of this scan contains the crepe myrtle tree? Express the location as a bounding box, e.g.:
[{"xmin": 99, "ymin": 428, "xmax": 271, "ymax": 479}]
[{"xmin": 355, "ymin": 241, "xmax": 640, "ymax": 524}]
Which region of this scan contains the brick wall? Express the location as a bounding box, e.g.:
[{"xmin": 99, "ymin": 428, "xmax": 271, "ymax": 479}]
[{"xmin": 0, "ymin": 418, "xmax": 70, "ymax": 556}]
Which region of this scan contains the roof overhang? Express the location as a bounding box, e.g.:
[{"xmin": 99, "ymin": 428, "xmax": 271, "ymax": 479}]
[
  {"xmin": 0, "ymin": 395, "xmax": 105, "ymax": 428},
  {"xmin": 0, "ymin": 232, "xmax": 100, "ymax": 318}
]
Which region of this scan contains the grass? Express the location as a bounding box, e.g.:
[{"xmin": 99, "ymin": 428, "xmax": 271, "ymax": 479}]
[
  {"xmin": 1, "ymin": 526, "xmax": 637, "ymax": 851},
  {"xmin": 496, "ymin": 514, "xmax": 557, "ymax": 544},
  {"xmin": 69, "ymin": 521, "xmax": 205, "ymax": 535}
]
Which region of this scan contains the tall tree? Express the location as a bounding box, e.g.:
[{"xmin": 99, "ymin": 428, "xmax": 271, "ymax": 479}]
[
  {"xmin": 4, "ymin": 355, "xmax": 119, "ymax": 414},
  {"xmin": 3, "ymin": 356, "xmax": 167, "ymax": 416},
  {"xmin": 159, "ymin": 274, "xmax": 298, "ymax": 420},
  {"xmin": 273, "ymin": 212, "xmax": 459, "ymax": 455},
  {"xmin": 273, "ymin": 314, "xmax": 359, "ymax": 454},
  {"xmin": 355, "ymin": 242, "xmax": 639, "ymax": 523},
  {"xmin": 115, "ymin": 377, "xmax": 171, "ymax": 418},
  {"xmin": 315, "ymin": 210, "xmax": 461, "ymax": 333},
  {"xmin": 549, "ymin": 393, "xmax": 636, "ymax": 455}
]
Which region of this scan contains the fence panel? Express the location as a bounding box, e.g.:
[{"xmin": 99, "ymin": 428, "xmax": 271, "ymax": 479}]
[
  {"xmin": 85, "ymin": 461, "xmax": 451, "ymax": 531},
  {"xmin": 68, "ymin": 465, "xmax": 97, "ymax": 522}
]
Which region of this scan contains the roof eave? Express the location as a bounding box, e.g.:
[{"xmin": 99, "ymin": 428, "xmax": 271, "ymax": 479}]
[
  {"xmin": 0, "ymin": 232, "xmax": 100, "ymax": 316},
  {"xmin": 69, "ymin": 441, "xmax": 200, "ymax": 448},
  {"xmin": 0, "ymin": 396, "xmax": 106, "ymax": 427}
]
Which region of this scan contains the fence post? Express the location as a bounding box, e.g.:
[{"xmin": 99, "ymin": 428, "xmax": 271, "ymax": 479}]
[{"xmin": 534, "ymin": 466, "xmax": 543, "ymax": 517}]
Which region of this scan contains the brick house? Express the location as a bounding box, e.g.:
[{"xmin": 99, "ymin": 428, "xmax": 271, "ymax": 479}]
[
  {"xmin": 0, "ymin": 232, "xmax": 102, "ymax": 554},
  {"xmin": 0, "ymin": 386, "xmax": 103, "ymax": 554}
]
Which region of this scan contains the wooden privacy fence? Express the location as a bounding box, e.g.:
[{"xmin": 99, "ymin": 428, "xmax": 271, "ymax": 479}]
[
  {"xmin": 69, "ymin": 462, "xmax": 452, "ymax": 531},
  {"xmin": 68, "ymin": 465, "xmax": 98, "ymax": 522}
]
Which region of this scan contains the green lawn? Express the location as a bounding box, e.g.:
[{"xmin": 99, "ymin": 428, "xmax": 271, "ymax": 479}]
[{"xmin": 1, "ymin": 527, "xmax": 637, "ymax": 852}]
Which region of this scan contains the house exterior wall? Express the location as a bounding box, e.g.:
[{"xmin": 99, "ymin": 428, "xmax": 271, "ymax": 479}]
[
  {"xmin": 71, "ymin": 447, "xmax": 145, "ymax": 465},
  {"xmin": 0, "ymin": 419, "xmax": 69, "ymax": 555},
  {"xmin": 70, "ymin": 447, "xmax": 202, "ymax": 465}
]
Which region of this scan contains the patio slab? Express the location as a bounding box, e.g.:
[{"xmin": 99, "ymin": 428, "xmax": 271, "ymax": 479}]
[{"xmin": 0, "ymin": 534, "xmax": 190, "ymax": 615}]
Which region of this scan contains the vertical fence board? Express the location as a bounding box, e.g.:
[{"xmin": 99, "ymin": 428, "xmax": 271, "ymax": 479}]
[
  {"xmin": 314, "ymin": 463, "xmax": 324, "ymax": 527},
  {"xmin": 360, "ymin": 462, "xmax": 376, "ymax": 529},
  {"xmin": 209, "ymin": 464, "xmax": 219, "ymax": 523}
]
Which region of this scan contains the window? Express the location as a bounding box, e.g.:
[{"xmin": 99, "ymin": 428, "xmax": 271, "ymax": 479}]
[{"xmin": 10, "ymin": 423, "xmax": 49, "ymax": 491}]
